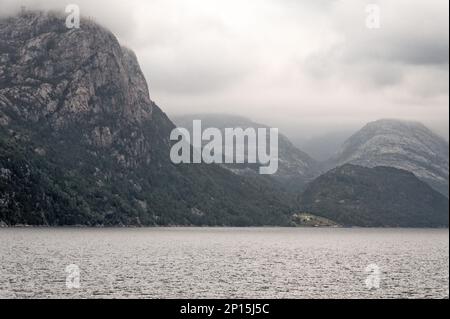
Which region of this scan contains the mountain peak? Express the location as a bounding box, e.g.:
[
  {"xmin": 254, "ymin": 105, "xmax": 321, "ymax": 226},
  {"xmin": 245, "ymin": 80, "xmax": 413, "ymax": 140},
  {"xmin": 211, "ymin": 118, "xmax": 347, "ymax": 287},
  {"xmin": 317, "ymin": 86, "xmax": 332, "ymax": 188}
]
[
  {"xmin": 172, "ymin": 113, "xmax": 321, "ymax": 187},
  {"xmin": 331, "ymin": 119, "xmax": 449, "ymax": 196},
  {"xmin": 370, "ymin": 118, "xmax": 423, "ymax": 126},
  {"xmin": 365, "ymin": 118, "xmax": 434, "ymax": 133},
  {"xmin": 0, "ymin": 11, "xmax": 154, "ymax": 127}
]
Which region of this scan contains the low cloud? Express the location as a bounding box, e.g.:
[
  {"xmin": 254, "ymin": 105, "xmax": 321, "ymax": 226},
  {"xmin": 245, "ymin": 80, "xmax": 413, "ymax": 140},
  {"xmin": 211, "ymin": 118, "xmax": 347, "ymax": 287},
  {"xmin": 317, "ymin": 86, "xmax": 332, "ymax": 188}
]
[{"xmin": 0, "ymin": 0, "xmax": 448, "ymax": 138}]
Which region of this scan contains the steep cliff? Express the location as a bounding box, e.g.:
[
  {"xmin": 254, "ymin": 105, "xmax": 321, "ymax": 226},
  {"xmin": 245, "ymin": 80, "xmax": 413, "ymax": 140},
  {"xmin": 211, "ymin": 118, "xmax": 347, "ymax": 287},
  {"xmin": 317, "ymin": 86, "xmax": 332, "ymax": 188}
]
[{"xmin": 0, "ymin": 11, "xmax": 293, "ymax": 226}]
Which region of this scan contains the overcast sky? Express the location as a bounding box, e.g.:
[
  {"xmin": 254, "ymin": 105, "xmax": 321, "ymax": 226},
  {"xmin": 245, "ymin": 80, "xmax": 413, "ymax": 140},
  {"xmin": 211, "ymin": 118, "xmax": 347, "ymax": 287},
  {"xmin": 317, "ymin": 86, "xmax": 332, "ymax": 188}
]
[{"xmin": 1, "ymin": 0, "xmax": 449, "ymax": 139}]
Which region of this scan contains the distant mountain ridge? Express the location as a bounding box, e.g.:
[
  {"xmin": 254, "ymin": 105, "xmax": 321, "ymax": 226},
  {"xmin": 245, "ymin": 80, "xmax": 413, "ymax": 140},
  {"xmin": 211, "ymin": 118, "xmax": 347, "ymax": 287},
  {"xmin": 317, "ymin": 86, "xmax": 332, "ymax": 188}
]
[
  {"xmin": 329, "ymin": 119, "xmax": 449, "ymax": 196},
  {"xmin": 299, "ymin": 164, "xmax": 449, "ymax": 227},
  {"xmin": 173, "ymin": 114, "xmax": 321, "ymax": 190}
]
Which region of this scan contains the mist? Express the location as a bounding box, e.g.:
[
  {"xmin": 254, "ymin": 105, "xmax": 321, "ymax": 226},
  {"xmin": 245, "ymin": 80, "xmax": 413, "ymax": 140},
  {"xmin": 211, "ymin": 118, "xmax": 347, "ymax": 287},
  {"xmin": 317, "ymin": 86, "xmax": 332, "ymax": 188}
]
[{"xmin": 1, "ymin": 0, "xmax": 448, "ymax": 140}]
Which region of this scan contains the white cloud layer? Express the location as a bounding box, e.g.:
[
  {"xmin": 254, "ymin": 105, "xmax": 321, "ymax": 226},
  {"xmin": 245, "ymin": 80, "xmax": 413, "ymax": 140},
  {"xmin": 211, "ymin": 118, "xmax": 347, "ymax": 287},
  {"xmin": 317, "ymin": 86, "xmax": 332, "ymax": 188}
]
[{"xmin": 1, "ymin": 0, "xmax": 448, "ymax": 139}]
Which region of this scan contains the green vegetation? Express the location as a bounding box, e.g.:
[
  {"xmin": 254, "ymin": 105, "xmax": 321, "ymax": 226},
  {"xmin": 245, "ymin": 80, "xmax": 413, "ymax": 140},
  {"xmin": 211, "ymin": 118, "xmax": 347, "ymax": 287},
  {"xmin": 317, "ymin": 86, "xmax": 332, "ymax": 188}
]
[
  {"xmin": 0, "ymin": 118, "xmax": 295, "ymax": 227},
  {"xmin": 299, "ymin": 164, "xmax": 449, "ymax": 227}
]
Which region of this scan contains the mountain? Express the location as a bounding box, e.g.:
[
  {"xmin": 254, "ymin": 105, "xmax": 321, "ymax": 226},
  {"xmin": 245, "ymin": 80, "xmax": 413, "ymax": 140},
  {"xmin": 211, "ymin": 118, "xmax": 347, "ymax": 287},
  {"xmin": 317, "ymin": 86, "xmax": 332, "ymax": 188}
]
[
  {"xmin": 329, "ymin": 119, "xmax": 449, "ymax": 196},
  {"xmin": 173, "ymin": 114, "xmax": 321, "ymax": 190},
  {"xmin": 299, "ymin": 164, "xmax": 449, "ymax": 227},
  {"xmin": 0, "ymin": 11, "xmax": 294, "ymax": 226}
]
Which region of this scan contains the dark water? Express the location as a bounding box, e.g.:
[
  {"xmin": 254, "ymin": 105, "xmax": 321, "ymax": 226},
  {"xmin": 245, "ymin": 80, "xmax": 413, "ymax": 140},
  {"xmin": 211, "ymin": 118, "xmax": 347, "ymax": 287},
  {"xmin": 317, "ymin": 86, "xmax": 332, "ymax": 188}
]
[{"xmin": 0, "ymin": 228, "xmax": 448, "ymax": 299}]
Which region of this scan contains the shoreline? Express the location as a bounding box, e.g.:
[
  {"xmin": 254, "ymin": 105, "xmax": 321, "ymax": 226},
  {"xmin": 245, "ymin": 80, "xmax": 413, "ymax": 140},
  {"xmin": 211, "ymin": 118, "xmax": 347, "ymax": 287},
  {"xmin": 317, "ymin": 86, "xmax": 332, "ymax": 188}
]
[{"xmin": 0, "ymin": 225, "xmax": 448, "ymax": 230}]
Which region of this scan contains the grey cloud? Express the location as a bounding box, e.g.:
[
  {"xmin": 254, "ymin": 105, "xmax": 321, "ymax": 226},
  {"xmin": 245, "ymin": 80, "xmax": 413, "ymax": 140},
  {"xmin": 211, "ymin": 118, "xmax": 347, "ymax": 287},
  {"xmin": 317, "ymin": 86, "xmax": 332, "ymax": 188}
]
[
  {"xmin": 0, "ymin": 0, "xmax": 448, "ymax": 139},
  {"xmin": 303, "ymin": 0, "xmax": 449, "ymax": 96},
  {"xmin": 0, "ymin": 0, "xmax": 138, "ymax": 40},
  {"xmin": 340, "ymin": 29, "xmax": 449, "ymax": 67}
]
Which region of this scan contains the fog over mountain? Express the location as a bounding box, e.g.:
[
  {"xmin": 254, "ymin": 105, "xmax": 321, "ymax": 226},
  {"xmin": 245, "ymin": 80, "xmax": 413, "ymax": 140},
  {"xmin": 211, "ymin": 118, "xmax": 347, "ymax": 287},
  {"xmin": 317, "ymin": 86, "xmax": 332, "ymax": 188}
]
[
  {"xmin": 173, "ymin": 114, "xmax": 321, "ymax": 190},
  {"xmin": 295, "ymin": 130, "xmax": 354, "ymax": 162},
  {"xmin": 0, "ymin": 0, "xmax": 448, "ymax": 139}
]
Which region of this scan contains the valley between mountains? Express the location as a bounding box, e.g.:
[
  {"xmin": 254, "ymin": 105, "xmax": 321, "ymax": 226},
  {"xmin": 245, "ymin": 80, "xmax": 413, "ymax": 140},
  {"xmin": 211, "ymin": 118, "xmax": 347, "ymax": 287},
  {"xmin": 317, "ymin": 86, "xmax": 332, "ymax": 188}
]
[{"xmin": 0, "ymin": 12, "xmax": 448, "ymax": 227}]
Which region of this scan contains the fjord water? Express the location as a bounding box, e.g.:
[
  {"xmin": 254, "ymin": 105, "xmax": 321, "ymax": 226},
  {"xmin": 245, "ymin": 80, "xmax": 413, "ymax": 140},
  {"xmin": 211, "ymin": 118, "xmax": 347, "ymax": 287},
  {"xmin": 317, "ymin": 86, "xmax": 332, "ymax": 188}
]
[{"xmin": 0, "ymin": 228, "xmax": 448, "ymax": 299}]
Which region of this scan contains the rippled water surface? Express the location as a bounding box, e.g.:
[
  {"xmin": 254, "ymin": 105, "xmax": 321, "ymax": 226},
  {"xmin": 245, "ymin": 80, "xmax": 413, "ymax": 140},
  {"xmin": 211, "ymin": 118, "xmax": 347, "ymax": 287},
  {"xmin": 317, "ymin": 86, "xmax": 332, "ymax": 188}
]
[{"xmin": 0, "ymin": 228, "xmax": 448, "ymax": 299}]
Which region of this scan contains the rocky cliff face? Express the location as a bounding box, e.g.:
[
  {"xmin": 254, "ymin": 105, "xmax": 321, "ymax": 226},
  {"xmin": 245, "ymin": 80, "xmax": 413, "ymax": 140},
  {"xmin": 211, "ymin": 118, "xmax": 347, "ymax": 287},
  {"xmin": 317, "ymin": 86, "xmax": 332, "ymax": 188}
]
[
  {"xmin": 0, "ymin": 11, "xmax": 293, "ymax": 226},
  {"xmin": 0, "ymin": 11, "xmax": 164, "ymax": 166},
  {"xmin": 329, "ymin": 119, "xmax": 449, "ymax": 196},
  {"xmin": 299, "ymin": 164, "xmax": 449, "ymax": 227}
]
